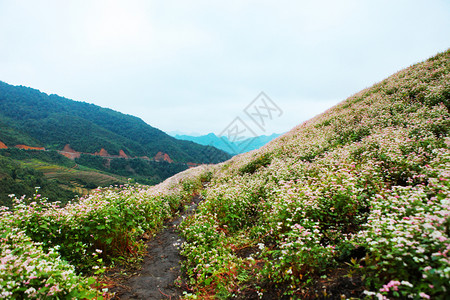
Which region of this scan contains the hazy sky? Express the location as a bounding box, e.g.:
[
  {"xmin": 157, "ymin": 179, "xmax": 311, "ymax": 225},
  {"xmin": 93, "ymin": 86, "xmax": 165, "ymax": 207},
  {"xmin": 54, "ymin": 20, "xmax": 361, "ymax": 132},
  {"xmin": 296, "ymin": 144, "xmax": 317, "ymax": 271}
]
[{"xmin": 0, "ymin": 0, "xmax": 449, "ymax": 136}]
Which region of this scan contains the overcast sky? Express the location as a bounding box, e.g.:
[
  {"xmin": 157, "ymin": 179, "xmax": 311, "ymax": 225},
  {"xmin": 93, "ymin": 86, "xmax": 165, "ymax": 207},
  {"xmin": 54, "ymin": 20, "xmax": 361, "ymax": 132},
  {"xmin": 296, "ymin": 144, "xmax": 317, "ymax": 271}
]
[{"xmin": 0, "ymin": 0, "xmax": 449, "ymax": 136}]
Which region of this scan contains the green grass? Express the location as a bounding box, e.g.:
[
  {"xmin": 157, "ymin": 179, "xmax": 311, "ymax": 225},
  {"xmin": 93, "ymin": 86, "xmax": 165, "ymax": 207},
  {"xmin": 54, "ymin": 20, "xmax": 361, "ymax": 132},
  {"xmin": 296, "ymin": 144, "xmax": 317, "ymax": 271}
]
[{"xmin": 21, "ymin": 159, "xmax": 126, "ymax": 190}]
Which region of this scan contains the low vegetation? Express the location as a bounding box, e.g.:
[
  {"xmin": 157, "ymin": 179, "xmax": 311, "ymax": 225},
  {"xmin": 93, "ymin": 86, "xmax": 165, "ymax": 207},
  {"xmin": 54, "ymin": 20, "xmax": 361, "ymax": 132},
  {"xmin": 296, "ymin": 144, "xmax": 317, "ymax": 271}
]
[
  {"xmin": 75, "ymin": 154, "xmax": 189, "ymax": 185},
  {"xmin": 0, "ymin": 147, "xmax": 194, "ymax": 206},
  {"xmin": 0, "ymin": 149, "xmax": 126, "ymax": 206},
  {"xmin": 0, "ymin": 154, "xmax": 78, "ymax": 207},
  {"xmin": 0, "ymin": 166, "xmax": 210, "ymax": 298}
]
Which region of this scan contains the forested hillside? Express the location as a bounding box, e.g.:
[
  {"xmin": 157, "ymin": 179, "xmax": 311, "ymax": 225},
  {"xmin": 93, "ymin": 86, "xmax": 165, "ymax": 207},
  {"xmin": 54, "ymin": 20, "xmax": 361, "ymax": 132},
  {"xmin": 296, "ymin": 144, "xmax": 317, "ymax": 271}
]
[{"xmin": 0, "ymin": 81, "xmax": 231, "ymax": 163}]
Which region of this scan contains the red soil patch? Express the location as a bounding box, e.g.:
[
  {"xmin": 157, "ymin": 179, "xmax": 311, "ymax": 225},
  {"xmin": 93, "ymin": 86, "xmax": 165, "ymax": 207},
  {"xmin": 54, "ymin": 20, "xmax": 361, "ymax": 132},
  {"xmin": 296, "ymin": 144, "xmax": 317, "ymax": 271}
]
[
  {"xmin": 63, "ymin": 144, "xmax": 78, "ymax": 153},
  {"xmin": 15, "ymin": 144, "xmax": 45, "ymax": 150},
  {"xmin": 154, "ymin": 151, "xmax": 173, "ymax": 163},
  {"xmin": 0, "ymin": 140, "xmax": 7, "ymax": 149},
  {"xmin": 119, "ymin": 150, "xmax": 129, "ymax": 158},
  {"xmin": 59, "ymin": 144, "xmax": 81, "ymax": 159},
  {"xmin": 59, "ymin": 151, "xmax": 81, "ymax": 160},
  {"xmin": 95, "ymin": 148, "xmax": 110, "ymax": 157}
]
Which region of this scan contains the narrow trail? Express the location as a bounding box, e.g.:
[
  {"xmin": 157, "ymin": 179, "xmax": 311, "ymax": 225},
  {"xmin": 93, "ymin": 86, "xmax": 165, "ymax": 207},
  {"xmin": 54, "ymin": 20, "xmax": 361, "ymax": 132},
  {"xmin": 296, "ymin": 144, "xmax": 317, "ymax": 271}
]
[{"xmin": 111, "ymin": 196, "xmax": 201, "ymax": 300}]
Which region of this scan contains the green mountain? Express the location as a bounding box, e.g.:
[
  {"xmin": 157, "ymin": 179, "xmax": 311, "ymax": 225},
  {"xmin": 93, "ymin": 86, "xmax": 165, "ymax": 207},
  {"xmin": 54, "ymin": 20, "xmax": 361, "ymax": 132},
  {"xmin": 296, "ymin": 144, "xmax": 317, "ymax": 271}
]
[
  {"xmin": 0, "ymin": 81, "xmax": 231, "ymax": 163},
  {"xmin": 0, "ymin": 81, "xmax": 231, "ymax": 205}
]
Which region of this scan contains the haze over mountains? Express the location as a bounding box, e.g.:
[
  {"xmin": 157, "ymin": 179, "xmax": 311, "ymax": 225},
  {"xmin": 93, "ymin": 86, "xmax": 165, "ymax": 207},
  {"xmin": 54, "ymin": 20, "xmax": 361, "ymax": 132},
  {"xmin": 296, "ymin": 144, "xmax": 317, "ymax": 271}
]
[{"xmin": 171, "ymin": 132, "xmax": 282, "ymax": 154}]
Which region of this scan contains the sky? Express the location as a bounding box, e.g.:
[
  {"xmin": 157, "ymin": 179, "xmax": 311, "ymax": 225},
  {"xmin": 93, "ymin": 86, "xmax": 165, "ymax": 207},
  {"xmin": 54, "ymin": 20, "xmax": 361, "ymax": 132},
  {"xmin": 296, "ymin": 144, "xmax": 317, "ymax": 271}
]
[{"xmin": 0, "ymin": 0, "xmax": 449, "ymax": 137}]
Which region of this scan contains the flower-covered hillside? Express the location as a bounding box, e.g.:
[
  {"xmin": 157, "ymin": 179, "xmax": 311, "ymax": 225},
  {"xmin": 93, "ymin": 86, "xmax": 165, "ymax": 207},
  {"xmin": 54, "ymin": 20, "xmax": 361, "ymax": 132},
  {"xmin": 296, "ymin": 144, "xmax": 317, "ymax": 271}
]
[
  {"xmin": 180, "ymin": 49, "xmax": 450, "ymax": 299},
  {"xmin": 0, "ymin": 165, "xmax": 212, "ymax": 299}
]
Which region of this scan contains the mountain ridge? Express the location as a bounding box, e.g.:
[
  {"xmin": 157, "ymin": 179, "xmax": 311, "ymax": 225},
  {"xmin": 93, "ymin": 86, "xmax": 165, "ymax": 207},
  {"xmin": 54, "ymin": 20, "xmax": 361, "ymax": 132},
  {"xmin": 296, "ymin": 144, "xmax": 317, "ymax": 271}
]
[
  {"xmin": 173, "ymin": 132, "xmax": 282, "ymax": 154},
  {"xmin": 0, "ymin": 81, "xmax": 231, "ymax": 164}
]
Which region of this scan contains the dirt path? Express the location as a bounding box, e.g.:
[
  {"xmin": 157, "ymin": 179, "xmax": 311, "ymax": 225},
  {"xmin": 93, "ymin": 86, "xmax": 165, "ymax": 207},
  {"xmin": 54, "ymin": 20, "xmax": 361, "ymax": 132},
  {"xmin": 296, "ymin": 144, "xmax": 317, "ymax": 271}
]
[{"xmin": 111, "ymin": 196, "xmax": 201, "ymax": 300}]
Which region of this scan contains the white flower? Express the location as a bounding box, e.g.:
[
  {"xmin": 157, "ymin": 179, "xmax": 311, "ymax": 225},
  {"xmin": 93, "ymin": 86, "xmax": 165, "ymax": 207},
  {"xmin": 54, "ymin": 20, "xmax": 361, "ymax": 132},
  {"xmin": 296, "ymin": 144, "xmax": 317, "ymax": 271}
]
[
  {"xmin": 24, "ymin": 287, "xmax": 36, "ymax": 294},
  {"xmin": 401, "ymin": 281, "xmax": 413, "ymax": 287}
]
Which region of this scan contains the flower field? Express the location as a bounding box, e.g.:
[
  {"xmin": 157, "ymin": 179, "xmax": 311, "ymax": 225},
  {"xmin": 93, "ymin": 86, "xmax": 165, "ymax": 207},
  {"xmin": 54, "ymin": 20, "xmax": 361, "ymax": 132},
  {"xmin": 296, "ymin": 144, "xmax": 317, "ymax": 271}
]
[
  {"xmin": 179, "ymin": 50, "xmax": 450, "ymax": 298},
  {"xmin": 0, "ymin": 166, "xmax": 210, "ymax": 298},
  {"xmin": 1, "ymin": 50, "xmax": 449, "ymax": 299}
]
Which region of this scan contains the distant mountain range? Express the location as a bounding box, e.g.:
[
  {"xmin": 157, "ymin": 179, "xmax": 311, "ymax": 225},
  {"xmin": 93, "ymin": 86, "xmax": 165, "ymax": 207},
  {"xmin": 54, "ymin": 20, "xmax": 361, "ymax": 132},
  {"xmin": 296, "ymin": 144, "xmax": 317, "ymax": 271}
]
[{"xmin": 172, "ymin": 132, "xmax": 282, "ymax": 154}]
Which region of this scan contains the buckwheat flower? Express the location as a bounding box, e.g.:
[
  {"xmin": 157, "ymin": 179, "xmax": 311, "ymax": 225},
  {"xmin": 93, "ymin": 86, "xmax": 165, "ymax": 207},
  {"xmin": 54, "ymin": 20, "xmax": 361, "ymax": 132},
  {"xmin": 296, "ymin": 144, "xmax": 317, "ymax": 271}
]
[
  {"xmin": 419, "ymin": 292, "xmax": 430, "ymax": 299},
  {"xmin": 25, "ymin": 287, "xmax": 36, "ymax": 295},
  {"xmin": 377, "ymin": 293, "xmax": 388, "ymax": 300},
  {"xmin": 363, "ymin": 291, "xmax": 376, "ymax": 296},
  {"xmin": 0, "ymin": 291, "xmax": 12, "ymax": 297},
  {"xmin": 401, "ymin": 281, "xmax": 413, "ymax": 287},
  {"xmin": 95, "ymin": 249, "xmax": 102, "ymax": 254}
]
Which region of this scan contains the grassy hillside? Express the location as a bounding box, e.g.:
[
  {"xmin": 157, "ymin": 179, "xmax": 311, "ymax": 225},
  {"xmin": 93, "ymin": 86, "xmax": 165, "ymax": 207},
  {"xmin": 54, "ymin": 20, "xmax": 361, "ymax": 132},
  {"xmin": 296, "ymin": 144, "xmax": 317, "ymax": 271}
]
[
  {"xmin": 178, "ymin": 49, "xmax": 450, "ymax": 298},
  {"xmin": 74, "ymin": 154, "xmax": 188, "ymax": 185},
  {"xmin": 0, "ymin": 81, "xmax": 231, "ymax": 164},
  {"xmin": 0, "ymin": 50, "xmax": 448, "ymax": 299},
  {"xmin": 0, "ymin": 149, "xmax": 126, "ymax": 206},
  {"xmin": 0, "ymin": 155, "xmax": 78, "ymax": 207},
  {"xmin": 0, "ymin": 147, "xmax": 193, "ymax": 205}
]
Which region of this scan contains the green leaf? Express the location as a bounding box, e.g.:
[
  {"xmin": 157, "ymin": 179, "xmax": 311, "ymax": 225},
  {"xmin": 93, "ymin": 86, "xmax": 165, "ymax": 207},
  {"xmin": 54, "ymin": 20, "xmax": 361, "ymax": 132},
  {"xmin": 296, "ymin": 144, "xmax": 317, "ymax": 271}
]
[{"xmin": 87, "ymin": 277, "xmax": 96, "ymax": 285}]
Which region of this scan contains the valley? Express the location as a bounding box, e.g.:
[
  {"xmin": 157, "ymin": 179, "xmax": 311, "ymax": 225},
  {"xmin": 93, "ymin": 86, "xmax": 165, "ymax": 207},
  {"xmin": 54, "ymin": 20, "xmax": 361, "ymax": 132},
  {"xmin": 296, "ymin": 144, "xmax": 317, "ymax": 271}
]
[{"xmin": 0, "ymin": 82, "xmax": 231, "ymax": 206}]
